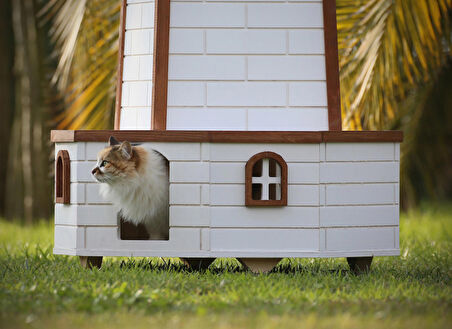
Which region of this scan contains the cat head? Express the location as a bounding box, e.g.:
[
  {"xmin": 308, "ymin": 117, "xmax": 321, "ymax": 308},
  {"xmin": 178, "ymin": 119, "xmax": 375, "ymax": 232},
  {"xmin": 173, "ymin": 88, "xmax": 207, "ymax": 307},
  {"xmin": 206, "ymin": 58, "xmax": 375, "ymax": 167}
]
[{"xmin": 91, "ymin": 136, "xmax": 141, "ymax": 183}]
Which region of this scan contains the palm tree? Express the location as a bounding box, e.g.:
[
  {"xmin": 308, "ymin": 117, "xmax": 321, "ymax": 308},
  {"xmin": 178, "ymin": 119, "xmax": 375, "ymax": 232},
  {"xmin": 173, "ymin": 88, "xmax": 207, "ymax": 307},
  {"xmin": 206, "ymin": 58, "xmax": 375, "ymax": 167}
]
[{"xmin": 45, "ymin": 0, "xmax": 452, "ymax": 207}]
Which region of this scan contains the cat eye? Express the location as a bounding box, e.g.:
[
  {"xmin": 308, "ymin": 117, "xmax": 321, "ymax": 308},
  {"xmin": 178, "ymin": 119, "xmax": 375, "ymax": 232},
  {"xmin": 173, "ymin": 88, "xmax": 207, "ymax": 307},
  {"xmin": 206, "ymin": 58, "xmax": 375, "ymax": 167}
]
[{"xmin": 100, "ymin": 160, "xmax": 108, "ymax": 167}]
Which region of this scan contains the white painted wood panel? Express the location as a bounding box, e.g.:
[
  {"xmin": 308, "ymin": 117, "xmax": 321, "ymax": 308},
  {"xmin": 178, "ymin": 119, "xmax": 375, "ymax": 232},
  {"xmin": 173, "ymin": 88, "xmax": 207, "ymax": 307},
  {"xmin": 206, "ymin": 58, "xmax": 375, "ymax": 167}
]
[
  {"xmin": 126, "ymin": 4, "xmax": 142, "ymax": 30},
  {"xmin": 167, "ymin": 108, "xmax": 247, "ymax": 131},
  {"xmin": 170, "ymin": 162, "xmax": 209, "ymax": 183},
  {"xmin": 320, "ymin": 162, "xmax": 399, "ymax": 183},
  {"xmin": 320, "ymin": 205, "xmax": 399, "ymax": 227},
  {"xmin": 289, "ymin": 30, "xmax": 325, "ymax": 54},
  {"xmin": 289, "ymin": 82, "xmax": 327, "ymax": 106},
  {"xmin": 123, "ymin": 56, "xmax": 140, "ymax": 81},
  {"xmin": 168, "ymin": 82, "xmax": 205, "ymax": 106},
  {"xmin": 210, "ymin": 228, "xmax": 319, "ymax": 251},
  {"xmin": 247, "ymin": 3, "xmax": 323, "ymax": 28},
  {"xmin": 70, "ymin": 162, "xmax": 96, "ymax": 183},
  {"xmin": 395, "ymin": 143, "xmax": 400, "ymax": 160},
  {"xmin": 55, "ymin": 204, "xmax": 117, "ymax": 226},
  {"xmin": 288, "ymin": 185, "xmax": 319, "ymax": 205},
  {"xmin": 210, "ymin": 162, "xmax": 322, "ymax": 185},
  {"xmin": 169, "ymin": 29, "xmax": 204, "ymax": 54},
  {"xmin": 247, "ymin": 108, "xmax": 328, "ymax": 131},
  {"xmin": 171, "ymin": 3, "xmax": 245, "ymax": 28},
  {"xmin": 54, "ymin": 226, "xmax": 84, "ymax": 250},
  {"xmin": 201, "ymin": 184, "xmax": 210, "ymax": 205},
  {"xmin": 201, "ymin": 228, "xmax": 210, "ymax": 251},
  {"xmin": 210, "ymin": 185, "xmax": 244, "ymax": 206},
  {"xmin": 206, "ymin": 82, "xmax": 286, "ymax": 107},
  {"xmin": 70, "ymin": 183, "xmax": 85, "ymax": 204},
  {"xmin": 138, "ymin": 55, "xmax": 153, "ymax": 80},
  {"xmin": 210, "ymin": 163, "xmax": 245, "ymax": 183},
  {"xmin": 326, "ymin": 227, "xmax": 396, "ymax": 251},
  {"xmin": 209, "ymin": 144, "xmax": 320, "ymax": 162},
  {"xmin": 326, "ymin": 143, "xmax": 395, "ymax": 162},
  {"xmin": 126, "ymin": 29, "xmax": 153, "ymax": 55},
  {"xmin": 169, "ymin": 184, "xmax": 201, "ymax": 205},
  {"xmin": 326, "ymin": 184, "xmax": 395, "ymax": 205},
  {"xmin": 141, "ymin": 2, "xmax": 155, "ymax": 29},
  {"xmin": 206, "ymin": 30, "xmax": 286, "ymax": 54},
  {"xmin": 248, "ymin": 56, "xmax": 326, "ymax": 81},
  {"xmin": 210, "ymin": 206, "xmax": 318, "ymax": 228},
  {"xmin": 85, "ymin": 227, "xmax": 201, "ymax": 251},
  {"xmin": 86, "ymin": 183, "xmax": 110, "ymax": 204},
  {"xmin": 170, "ymin": 206, "xmax": 209, "ymax": 227},
  {"xmin": 55, "ymin": 143, "xmax": 85, "ymax": 161},
  {"xmin": 139, "ymin": 142, "xmax": 201, "ymax": 161},
  {"xmin": 85, "ymin": 142, "xmax": 107, "ymax": 160},
  {"xmin": 288, "ymin": 163, "xmax": 319, "ymax": 184},
  {"xmin": 168, "ymin": 56, "xmax": 246, "ymax": 80}
]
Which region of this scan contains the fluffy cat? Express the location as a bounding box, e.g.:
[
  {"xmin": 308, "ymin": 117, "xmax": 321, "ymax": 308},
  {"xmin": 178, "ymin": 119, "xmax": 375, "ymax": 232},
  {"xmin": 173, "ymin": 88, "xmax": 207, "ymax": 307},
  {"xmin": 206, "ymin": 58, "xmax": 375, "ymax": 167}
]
[{"xmin": 91, "ymin": 136, "xmax": 169, "ymax": 240}]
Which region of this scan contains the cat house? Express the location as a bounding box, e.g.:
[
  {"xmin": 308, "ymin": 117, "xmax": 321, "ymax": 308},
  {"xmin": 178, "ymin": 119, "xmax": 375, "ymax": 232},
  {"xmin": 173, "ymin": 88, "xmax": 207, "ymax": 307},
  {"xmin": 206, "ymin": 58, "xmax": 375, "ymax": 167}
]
[{"xmin": 51, "ymin": 0, "xmax": 402, "ymax": 273}]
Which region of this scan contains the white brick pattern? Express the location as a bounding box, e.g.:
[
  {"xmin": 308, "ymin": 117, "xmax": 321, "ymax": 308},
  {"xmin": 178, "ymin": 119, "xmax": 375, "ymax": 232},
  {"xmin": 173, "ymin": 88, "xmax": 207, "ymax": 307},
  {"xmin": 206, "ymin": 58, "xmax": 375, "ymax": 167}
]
[
  {"xmin": 54, "ymin": 140, "xmax": 400, "ymax": 258},
  {"xmin": 120, "ymin": 0, "xmax": 330, "ymax": 131}
]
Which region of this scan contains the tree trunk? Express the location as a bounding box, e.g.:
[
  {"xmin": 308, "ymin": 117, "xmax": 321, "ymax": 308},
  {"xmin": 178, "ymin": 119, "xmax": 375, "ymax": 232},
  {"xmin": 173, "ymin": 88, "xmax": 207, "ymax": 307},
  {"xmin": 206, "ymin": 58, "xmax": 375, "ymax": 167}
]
[{"xmin": 0, "ymin": 0, "xmax": 15, "ymax": 217}]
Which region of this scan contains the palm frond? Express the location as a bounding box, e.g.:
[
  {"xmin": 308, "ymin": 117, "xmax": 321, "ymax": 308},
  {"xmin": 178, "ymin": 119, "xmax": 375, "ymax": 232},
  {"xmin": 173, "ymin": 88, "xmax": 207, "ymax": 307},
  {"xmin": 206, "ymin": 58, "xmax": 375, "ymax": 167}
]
[
  {"xmin": 337, "ymin": 0, "xmax": 452, "ymax": 130},
  {"xmin": 42, "ymin": 0, "xmax": 120, "ymax": 129}
]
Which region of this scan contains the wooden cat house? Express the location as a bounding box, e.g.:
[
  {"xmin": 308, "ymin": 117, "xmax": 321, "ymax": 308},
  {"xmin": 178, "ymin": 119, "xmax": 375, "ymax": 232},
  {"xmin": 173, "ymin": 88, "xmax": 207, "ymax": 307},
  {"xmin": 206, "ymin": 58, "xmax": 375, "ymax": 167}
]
[{"xmin": 51, "ymin": 0, "xmax": 402, "ymax": 273}]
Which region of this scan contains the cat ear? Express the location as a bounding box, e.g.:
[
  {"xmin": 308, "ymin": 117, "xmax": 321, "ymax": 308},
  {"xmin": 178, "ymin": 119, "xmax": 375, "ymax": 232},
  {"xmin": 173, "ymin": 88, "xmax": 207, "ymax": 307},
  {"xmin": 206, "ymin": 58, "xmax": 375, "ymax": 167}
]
[
  {"xmin": 109, "ymin": 136, "xmax": 120, "ymax": 146},
  {"xmin": 120, "ymin": 141, "xmax": 132, "ymax": 160}
]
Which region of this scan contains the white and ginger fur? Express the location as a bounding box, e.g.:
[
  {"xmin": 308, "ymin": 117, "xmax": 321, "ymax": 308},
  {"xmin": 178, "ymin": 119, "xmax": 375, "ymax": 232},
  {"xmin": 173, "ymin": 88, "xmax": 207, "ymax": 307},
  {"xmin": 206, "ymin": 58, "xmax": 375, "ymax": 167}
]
[{"xmin": 91, "ymin": 136, "xmax": 169, "ymax": 240}]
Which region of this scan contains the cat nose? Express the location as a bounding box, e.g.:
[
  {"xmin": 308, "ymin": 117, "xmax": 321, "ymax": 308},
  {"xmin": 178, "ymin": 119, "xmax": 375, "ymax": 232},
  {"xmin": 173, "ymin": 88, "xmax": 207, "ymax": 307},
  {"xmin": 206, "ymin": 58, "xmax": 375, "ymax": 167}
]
[{"xmin": 92, "ymin": 167, "xmax": 99, "ymax": 175}]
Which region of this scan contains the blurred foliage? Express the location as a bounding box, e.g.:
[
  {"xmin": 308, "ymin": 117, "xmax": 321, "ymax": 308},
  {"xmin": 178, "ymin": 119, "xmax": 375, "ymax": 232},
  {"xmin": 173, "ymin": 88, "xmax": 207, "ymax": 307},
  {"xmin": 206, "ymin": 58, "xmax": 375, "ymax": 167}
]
[
  {"xmin": 337, "ymin": 0, "xmax": 451, "ymax": 130},
  {"xmin": 41, "ymin": 0, "xmax": 120, "ymax": 130},
  {"xmin": 337, "ymin": 0, "xmax": 452, "ymax": 206}
]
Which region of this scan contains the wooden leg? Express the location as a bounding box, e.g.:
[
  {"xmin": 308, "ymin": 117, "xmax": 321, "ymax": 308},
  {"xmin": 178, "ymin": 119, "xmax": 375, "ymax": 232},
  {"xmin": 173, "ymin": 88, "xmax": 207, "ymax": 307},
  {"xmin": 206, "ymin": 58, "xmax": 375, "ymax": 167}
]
[
  {"xmin": 79, "ymin": 256, "xmax": 103, "ymax": 269},
  {"xmin": 347, "ymin": 256, "xmax": 373, "ymax": 274},
  {"xmin": 180, "ymin": 258, "xmax": 215, "ymax": 270},
  {"xmin": 238, "ymin": 258, "xmax": 281, "ymax": 274}
]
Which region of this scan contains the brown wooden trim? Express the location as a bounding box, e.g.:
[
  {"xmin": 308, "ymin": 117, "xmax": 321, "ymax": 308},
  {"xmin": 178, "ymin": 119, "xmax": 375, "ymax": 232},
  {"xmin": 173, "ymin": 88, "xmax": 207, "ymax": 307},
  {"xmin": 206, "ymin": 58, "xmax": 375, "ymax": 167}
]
[
  {"xmin": 55, "ymin": 150, "xmax": 70, "ymax": 204},
  {"xmin": 51, "ymin": 130, "xmax": 403, "ymax": 143},
  {"xmin": 322, "ymin": 131, "xmax": 403, "ymax": 142},
  {"xmin": 245, "ymin": 152, "xmax": 288, "ymax": 207},
  {"xmin": 323, "ymin": 0, "xmax": 342, "ymax": 131},
  {"xmin": 114, "ymin": 0, "xmax": 127, "ymax": 130},
  {"xmin": 51, "ymin": 130, "xmax": 74, "ymax": 142},
  {"xmin": 50, "ymin": 130, "xmax": 403, "ymax": 144},
  {"xmin": 151, "ymin": 0, "xmax": 171, "ymax": 130}
]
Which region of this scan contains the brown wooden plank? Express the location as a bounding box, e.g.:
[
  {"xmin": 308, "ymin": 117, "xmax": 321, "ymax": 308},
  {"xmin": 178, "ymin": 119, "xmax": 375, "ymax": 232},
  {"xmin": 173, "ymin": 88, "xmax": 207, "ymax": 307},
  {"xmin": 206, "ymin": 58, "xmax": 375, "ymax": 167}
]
[
  {"xmin": 151, "ymin": 0, "xmax": 171, "ymax": 130},
  {"xmin": 114, "ymin": 0, "xmax": 127, "ymax": 130},
  {"xmin": 323, "ymin": 0, "xmax": 342, "ymax": 131},
  {"xmin": 322, "ymin": 131, "xmax": 403, "ymax": 142},
  {"xmin": 51, "ymin": 130, "xmax": 74, "ymax": 142},
  {"xmin": 51, "ymin": 130, "xmax": 403, "ymax": 143},
  {"xmin": 207, "ymin": 131, "xmax": 322, "ymax": 143}
]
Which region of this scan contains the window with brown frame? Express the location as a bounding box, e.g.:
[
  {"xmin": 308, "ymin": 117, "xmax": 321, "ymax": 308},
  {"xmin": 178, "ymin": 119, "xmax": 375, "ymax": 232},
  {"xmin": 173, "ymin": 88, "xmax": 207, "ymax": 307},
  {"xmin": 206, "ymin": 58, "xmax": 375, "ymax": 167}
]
[
  {"xmin": 55, "ymin": 150, "xmax": 70, "ymax": 204},
  {"xmin": 245, "ymin": 152, "xmax": 287, "ymax": 206}
]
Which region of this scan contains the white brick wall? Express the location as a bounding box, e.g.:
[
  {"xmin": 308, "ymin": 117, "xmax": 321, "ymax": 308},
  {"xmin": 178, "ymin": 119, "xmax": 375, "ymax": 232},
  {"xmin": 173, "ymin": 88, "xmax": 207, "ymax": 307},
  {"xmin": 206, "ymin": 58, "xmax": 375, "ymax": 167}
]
[
  {"xmin": 121, "ymin": 1, "xmax": 154, "ymax": 130},
  {"xmin": 120, "ymin": 0, "xmax": 330, "ymax": 131},
  {"xmin": 54, "ymin": 140, "xmax": 400, "ymax": 257}
]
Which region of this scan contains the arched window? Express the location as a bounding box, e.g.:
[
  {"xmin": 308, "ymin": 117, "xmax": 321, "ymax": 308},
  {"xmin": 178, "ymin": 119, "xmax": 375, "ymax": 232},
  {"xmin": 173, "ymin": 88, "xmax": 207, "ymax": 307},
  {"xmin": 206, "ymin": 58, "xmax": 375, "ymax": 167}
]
[
  {"xmin": 245, "ymin": 152, "xmax": 287, "ymax": 206},
  {"xmin": 55, "ymin": 150, "xmax": 70, "ymax": 204}
]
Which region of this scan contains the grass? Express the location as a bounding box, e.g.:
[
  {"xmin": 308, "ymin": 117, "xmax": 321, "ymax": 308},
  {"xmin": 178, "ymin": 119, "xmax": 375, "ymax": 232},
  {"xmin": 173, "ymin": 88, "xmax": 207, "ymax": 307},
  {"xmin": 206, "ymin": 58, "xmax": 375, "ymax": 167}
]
[{"xmin": 0, "ymin": 204, "xmax": 451, "ymax": 329}]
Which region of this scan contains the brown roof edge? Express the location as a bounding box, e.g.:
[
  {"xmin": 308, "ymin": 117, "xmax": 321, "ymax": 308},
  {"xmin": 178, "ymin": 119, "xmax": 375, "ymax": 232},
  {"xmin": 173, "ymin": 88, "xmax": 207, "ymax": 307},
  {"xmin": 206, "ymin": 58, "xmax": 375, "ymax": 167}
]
[{"xmin": 51, "ymin": 130, "xmax": 403, "ymax": 143}]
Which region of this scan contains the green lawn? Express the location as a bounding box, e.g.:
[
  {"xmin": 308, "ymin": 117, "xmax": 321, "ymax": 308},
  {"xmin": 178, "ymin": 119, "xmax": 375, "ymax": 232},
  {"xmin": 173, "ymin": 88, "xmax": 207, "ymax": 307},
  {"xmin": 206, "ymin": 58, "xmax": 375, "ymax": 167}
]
[{"xmin": 0, "ymin": 204, "xmax": 451, "ymax": 329}]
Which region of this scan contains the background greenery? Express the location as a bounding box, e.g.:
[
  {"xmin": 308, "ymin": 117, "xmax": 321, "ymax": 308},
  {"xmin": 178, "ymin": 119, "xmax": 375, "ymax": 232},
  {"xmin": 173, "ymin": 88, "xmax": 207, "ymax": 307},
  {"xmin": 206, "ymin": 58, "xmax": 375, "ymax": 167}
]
[
  {"xmin": 1, "ymin": 203, "xmax": 451, "ymax": 328},
  {"xmin": 0, "ymin": 0, "xmax": 451, "ymax": 223}
]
